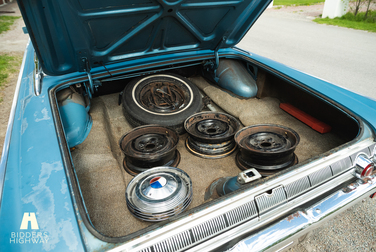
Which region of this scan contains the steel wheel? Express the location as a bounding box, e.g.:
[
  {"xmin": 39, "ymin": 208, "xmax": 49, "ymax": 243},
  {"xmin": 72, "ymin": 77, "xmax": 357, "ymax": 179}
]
[
  {"xmin": 184, "ymin": 112, "xmax": 241, "ymax": 159},
  {"xmin": 235, "ymin": 124, "xmax": 300, "ymax": 173},
  {"xmin": 119, "ymin": 125, "xmax": 180, "ymax": 176}
]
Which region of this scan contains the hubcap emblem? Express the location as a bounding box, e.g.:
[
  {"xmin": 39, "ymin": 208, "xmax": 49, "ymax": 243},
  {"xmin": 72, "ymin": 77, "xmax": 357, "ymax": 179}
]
[{"xmin": 150, "ymin": 176, "xmax": 167, "ymax": 188}]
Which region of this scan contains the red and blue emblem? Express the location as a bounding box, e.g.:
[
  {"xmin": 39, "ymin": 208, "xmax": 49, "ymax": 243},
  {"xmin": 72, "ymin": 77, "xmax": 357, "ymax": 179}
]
[{"xmin": 150, "ymin": 176, "xmax": 167, "ymax": 188}]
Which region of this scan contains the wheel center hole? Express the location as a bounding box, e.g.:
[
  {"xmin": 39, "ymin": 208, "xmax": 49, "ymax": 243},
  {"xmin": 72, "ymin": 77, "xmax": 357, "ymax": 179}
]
[
  {"xmin": 145, "ymin": 143, "xmax": 156, "ymax": 150},
  {"xmin": 260, "ymin": 142, "xmax": 272, "ymax": 147},
  {"xmin": 207, "ymin": 128, "xmax": 217, "ymax": 134}
]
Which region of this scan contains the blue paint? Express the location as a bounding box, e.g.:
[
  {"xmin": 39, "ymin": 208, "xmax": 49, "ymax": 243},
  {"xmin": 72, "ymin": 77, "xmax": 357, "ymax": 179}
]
[
  {"xmin": 59, "ymin": 102, "xmax": 92, "ymax": 148},
  {"xmin": 222, "ymin": 177, "xmax": 242, "ymax": 195},
  {"xmin": 18, "ymin": 0, "xmax": 272, "ymax": 75},
  {"xmin": 0, "ymin": 43, "xmax": 85, "ymax": 252},
  {"xmin": 216, "ymin": 59, "xmax": 258, "ymax": 98}
]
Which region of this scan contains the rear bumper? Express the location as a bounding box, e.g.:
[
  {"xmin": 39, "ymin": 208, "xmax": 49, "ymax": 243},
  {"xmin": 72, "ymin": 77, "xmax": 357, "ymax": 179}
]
[{"xmin": 225, "ymin": 173, "xmax": 376, "ymax": 252}]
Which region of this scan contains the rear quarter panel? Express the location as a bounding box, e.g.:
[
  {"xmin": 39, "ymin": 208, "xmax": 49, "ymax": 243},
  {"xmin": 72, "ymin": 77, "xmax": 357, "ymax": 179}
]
[{"xmin": 0, "ymin": 42, "xmax": 84, "ymax": 252}]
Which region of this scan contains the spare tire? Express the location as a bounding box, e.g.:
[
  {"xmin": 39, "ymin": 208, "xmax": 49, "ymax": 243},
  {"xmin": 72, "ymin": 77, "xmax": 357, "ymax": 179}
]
[{"xmin": 122, "ymin": 74, "xmax": 203, "ymax": 134}]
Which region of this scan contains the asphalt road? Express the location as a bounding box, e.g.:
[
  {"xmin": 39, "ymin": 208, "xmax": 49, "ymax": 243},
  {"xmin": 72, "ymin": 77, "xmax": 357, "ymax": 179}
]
[
  {"xmin": 238, "ymin": 9, "xmax": 376, "ymax": 100},
  {"xmin": 238, "ymin": 8, "xmax": 376, "ymax": 252}
]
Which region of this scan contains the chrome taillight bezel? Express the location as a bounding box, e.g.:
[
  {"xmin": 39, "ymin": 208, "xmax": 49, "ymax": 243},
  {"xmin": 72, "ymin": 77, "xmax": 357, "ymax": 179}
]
[{"xmin": 354, "ymin": 153, "xmax": 374, "ymax": 178}]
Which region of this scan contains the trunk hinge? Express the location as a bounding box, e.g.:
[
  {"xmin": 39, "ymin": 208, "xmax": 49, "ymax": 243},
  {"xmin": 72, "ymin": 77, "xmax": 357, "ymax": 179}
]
[
  {"xmin": 81, "ymin": 57, "xmax": 101, "ymax": 98},
  {"xmin": 213, "ymin": 50, "xmax": 220, "ymax": 82},
  {"xmin": 214, "ymin": 43, "xmax": 223, "ymax": 71},
  {"xmin": 206, "ymin": 36, "xmax": 226, "ymax": 82}
]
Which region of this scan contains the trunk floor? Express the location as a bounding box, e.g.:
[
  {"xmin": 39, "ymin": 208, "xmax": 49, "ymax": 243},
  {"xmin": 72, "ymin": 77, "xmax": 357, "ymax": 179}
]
[{"xmin": 71, "ymin": 79, "xmax": 345, "ymax": 237}]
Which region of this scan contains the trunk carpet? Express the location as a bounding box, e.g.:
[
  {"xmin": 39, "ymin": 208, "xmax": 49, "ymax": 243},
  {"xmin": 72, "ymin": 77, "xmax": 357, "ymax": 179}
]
[{"xmin": 71, "ymin": 78, "xmax": 345, "ymax": 237}]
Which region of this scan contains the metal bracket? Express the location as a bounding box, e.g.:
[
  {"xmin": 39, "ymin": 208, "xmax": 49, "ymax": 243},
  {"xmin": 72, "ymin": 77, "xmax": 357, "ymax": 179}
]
[
  {"xmin": 237, "ymin": 168, "xmax": 262, "ymax": 185},
  {"xmin": 81, "ymin": 57, "xmax": 94, "ymax": 93},
  {"xmin": 81, "ymin": 57, "xmax": 102, "ymax": 96},
  {"xmin": 212, "ymin": 36, "xmax": 226, "ymax": 82}
]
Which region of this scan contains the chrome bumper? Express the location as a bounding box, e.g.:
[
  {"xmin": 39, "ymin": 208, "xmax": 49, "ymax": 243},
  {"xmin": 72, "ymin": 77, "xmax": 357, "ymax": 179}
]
[{"xmin": 226, "ymin": 173, "xmax": 376, "ymax": 252}]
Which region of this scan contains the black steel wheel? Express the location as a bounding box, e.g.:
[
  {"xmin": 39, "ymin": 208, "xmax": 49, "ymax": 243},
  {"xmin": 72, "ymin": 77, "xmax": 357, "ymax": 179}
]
[
  {"xmin": 122, "ymin": 74, "xmax": 203, "ymax": 134},
  {"xmin": 119, "ymin": 125, "xmax": 180, "ymax": 176},
  {"xmin": 235, "ymin": 124, "xmax": 300, "ymax": 173},
  {"xmin": 184, "ymin": 112, "xmax": 242, "ymax": 159},
  {"xmin": 235, "ymin": 152, "xmax": 298, "ymax": 176}
]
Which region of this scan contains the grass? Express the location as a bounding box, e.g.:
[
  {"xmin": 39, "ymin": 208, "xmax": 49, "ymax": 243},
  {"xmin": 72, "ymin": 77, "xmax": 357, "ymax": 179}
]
[
  {"xmin": 313, "ymin": 11, "xmax": 376, "ymax": 32},
  {"xmin": 0, "ymin": 16, "xmax": 21, "ymax": 34},
  {"xmin": 0, "ymin": 54, "xmax": 22, "ymax": 97},
  {"xmin": 274, "ymin": 0, "xmax": 325, "ymax": 6}
]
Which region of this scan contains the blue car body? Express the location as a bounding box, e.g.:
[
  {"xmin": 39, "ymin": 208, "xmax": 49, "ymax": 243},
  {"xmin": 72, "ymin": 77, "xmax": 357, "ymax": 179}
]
[{"xmin": 1, "ymin": 1, "xmax": 376, "ymax": 251}]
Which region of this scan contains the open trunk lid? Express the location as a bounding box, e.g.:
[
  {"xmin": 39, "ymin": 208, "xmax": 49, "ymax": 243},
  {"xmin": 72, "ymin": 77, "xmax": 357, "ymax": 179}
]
[{"xmin": 18, "ymin": 0, "xmax": 271, "ymax": 76}]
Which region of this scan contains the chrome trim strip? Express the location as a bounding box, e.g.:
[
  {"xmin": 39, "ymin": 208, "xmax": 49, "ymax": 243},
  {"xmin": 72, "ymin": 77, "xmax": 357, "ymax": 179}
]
[
  {"xmin": 255, "ymin": 186, "xmax": 287, "ymax": 214},
  {"xmin": 308, "ymin": 166, "xmax": 332, "ymax": 186},
  {"xmin": 0, "ymin": 41, "xmax": 29, "ymax": 208},
  {"xmin": 191, "ymin": 215, "xmax": 226, "ymax": 242},
  {"xmin": 225, "ymin": 201, "xmax": 257, "ymax": 227},
  {"xmin": 228, "ymin": 176, "xmax": 376, "ymax": 252},
  {"xmin": 284, "ymin": 176, "xmax": 311, "ymax": 199},
  {"xmin": 331, "ymin": 157, "xmax": 352, "ymax": 175}
]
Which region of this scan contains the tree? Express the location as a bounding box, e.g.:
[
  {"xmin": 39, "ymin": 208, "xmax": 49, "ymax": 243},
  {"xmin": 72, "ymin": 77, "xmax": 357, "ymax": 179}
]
[
  {"xmin": 364, "ymin": 0, "xmax": 375, "ymax": 18},
  {"xmin": 350, "ymin": 0, "xmax": 375, "ymax": 17},
  {"xmin": 351, "ymin": 0, "xmax": 363, "ymax": 16}
]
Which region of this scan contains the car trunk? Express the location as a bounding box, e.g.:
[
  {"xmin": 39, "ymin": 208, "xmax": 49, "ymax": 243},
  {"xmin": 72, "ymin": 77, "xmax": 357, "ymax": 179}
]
[{"xmin": 56, "ymin": 58, "xmax": 359, "ymax": 238}]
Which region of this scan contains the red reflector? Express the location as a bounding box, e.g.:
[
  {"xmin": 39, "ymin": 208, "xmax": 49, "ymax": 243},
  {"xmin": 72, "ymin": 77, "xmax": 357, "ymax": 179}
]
[
  {"xmin": 280, "ymin": 103, "xmax": 331, "ymax": 134},
  {"xmin": 361, "ymin": 164, "xmax": 374, "ymax": 177}
]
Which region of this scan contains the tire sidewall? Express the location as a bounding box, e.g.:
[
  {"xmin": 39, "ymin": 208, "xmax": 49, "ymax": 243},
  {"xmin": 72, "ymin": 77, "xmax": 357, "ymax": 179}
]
[{"xmin": 122, "ymin": 73, "xmax": 203, "ymax": 131}]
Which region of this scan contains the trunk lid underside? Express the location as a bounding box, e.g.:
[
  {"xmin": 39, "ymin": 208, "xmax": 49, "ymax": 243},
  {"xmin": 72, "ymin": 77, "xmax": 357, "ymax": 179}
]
[{"xmin": 19, "ymin": 0, "xmax": 270, "ymax": 76}]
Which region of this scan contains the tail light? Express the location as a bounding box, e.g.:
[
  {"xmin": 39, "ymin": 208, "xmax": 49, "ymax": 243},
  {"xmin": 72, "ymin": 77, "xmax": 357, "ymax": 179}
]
[{"xmin": 355, "ymin": 154, "xmax": 374, "ymax": 178}]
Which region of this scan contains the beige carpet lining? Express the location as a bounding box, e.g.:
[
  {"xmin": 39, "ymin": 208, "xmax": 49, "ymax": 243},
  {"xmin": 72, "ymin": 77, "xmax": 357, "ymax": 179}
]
[{"xmin": 71, "ymin": 77, "xmax": 346, "ymax": 237}]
